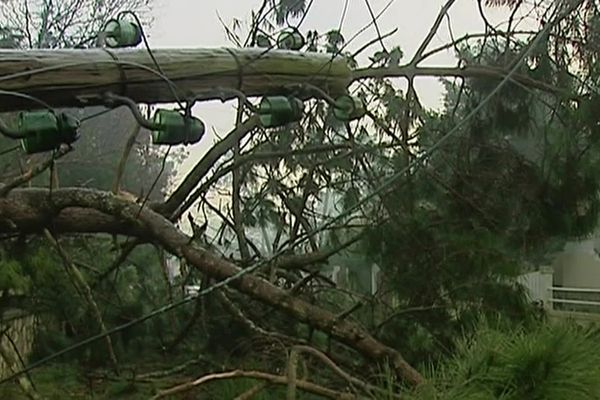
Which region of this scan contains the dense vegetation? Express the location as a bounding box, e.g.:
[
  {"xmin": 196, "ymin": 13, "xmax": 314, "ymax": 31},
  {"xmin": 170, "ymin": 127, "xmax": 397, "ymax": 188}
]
[{"xmin": 1, "ymin": 0, "xmax": 600, "ymax": 398}]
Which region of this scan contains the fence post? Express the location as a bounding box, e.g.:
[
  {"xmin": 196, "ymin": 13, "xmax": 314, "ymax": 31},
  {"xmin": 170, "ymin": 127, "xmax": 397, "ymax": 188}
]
[{"xmin": 539, "ymin": 266, "xmax": 554, "ymax": 311}]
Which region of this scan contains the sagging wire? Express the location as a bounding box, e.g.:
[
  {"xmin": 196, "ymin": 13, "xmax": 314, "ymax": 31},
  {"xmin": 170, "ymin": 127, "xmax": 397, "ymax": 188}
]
[
  {"xmin": 113, "ymin": 11, "xmax": 185, "ymax": 111},
  {"xmin": 0, "ymin": 59, "xmax": 181, "ymax": 88},
  {"xmin": 102, "ymin": 93, "xmax": 161, "ymax": 130},
  {"xmin": 0, "ymin": 90, "xmax": 54, "ymax": 111},
  {"xmin": 0, "ymin": 145, "xmax": 20, "ymax": 157}
]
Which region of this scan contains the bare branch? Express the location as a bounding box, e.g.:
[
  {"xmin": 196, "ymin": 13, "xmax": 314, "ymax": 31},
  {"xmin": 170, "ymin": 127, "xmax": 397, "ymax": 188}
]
[
  {"xmin": 352, "ymin": 64, "xmax": 574, "ymax": 98},
  {"xmin": 175, "ymin": 143, "xmax": 354, "ymax": 221},
  {"xmin": 232, "ymin": 103, "xmax": 251, "ymax": 261},
  {"xmin": 161, "ymin": 116, "xmax": 260, "ymax": 218},
  {"xmin": 410, "ymin": 0, "xmax": 458, "ymax": 65},
  {"xmin": 0, "ymin": 146, "xmax": 71, "ymax": 197},
  {"xmin": 217, "ymin": 290, "xmax": 307, "ymax": 345},
  {"xmin": 152, "ymin": 369, "xmax": 358, "ymax": 400},
  {"xmin": 112, "ymin": 122, "xmax": 141, "ymax": 194}
]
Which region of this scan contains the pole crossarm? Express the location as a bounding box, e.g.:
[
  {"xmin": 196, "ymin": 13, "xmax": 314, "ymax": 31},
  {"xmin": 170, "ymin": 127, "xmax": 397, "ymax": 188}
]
[{"xmin": 0, "ymin": 47, "xmax": 352, "ymax": 111}]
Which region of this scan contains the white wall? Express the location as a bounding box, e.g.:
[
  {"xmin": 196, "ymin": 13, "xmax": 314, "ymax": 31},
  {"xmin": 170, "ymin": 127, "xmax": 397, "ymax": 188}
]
[{"xmin": 553, "ymin": 238, "xmax": 600, "ymax": 288}]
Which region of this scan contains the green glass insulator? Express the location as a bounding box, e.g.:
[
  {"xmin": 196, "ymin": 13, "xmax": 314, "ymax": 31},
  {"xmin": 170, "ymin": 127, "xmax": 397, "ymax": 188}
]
[
  {"xmin": 255, "ymin": 34, "xmax": 272, "ymax": 48},
  {"xmin": 258, "ymin": 96, "xmax": 304, "ymax": 128},
  {"xmin": 104, "ymin": 19, "xmax": 142, "ymax": 48},
  {"xmin": 19, "ymin": 111, "xmax": 80, "ymax": 154},
  {"xmin": 333, "ymin": 95, "xmax": 366, "ymax": 121},
  {"xmin": 151, "ymin": 110, "xmax": 205, "ymax": 145},
  {"xmin": 276, "ymin": 28, "xmax": 305, "ymax": 50}
]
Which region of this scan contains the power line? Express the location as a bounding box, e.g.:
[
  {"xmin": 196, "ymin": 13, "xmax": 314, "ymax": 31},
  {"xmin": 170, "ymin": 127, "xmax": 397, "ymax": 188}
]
[
  {"xmin": 116, "ymin": 11, "xmax": 185, "ymax": 110},
  {"xmin": 0, "ymin": 145, "xmax": 20, "ymax": 157}
]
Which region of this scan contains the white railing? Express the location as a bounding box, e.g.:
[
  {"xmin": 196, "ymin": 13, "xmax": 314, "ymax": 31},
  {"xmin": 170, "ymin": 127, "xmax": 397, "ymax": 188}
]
[
  {"xmin": 548, "ymin": 286, "xmax": 600, "ymax": 314},
  {"xmin": 519, "ymin": 268, "xmax": 600, "ymax": 318}
]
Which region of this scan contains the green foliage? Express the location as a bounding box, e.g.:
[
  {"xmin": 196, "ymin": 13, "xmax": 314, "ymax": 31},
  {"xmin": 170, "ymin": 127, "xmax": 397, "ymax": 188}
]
[
  {"xmin": 407, "ymin": 322, "xmax": 600, "ymax": 400},
  {"xmin": 0, "ymin": 256, "xmax": 30, "ymax": 293},
  {"xmin": 272, "ymin": 0, "xmax": 307, "ymax": 25},
  {"xmin": 369, "ymin": 46, "xmax": 404, "ymax": 67},
  {"xmin": 0, "ymin": 364, "xmax": 83, "ymax": 400},
  {"xmin": 356, "ymin": 35, "xmax": 600, "ymax": 366},
  {"xmin": 0, "ymin": 26, "xmax": 22, "ymax": 48},
  {"xmin": 365, "ymin": 212, "xmax": 535, "ymax": 364}
]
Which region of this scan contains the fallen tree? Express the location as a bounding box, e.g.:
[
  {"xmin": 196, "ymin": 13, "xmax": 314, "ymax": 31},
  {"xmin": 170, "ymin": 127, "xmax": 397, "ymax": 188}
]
[{"xmin": 0, "ymin": 187, "xmax": 424, "ymax": 386}]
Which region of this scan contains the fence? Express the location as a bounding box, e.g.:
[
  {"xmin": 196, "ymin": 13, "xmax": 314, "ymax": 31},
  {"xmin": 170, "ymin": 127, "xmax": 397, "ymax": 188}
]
[{"xmin": 519, "ymin": 267, "xmax": 600, "ymax": 323}]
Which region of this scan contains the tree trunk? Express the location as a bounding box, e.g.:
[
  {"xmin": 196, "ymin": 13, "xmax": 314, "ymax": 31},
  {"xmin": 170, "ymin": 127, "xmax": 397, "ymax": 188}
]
[{"xmin": 0, "ymin": 187, "xmax": 424, "ymax": 386}]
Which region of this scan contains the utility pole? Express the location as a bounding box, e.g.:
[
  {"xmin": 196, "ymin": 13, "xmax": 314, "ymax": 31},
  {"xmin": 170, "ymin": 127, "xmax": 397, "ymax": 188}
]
[{"xmin": 0, "ymin": 48, "xmax": 351, "ymax": 112}]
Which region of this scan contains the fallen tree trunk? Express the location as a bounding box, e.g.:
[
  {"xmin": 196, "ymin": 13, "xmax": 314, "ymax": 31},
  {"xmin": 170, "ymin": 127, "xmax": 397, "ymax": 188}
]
[
  {"xmin": 0, "ymin": 187, "xmax": 424, "ymax": 386},
  {"xmin": 0, "ymin": 47, "xmax": 351, "ymax": 112}
]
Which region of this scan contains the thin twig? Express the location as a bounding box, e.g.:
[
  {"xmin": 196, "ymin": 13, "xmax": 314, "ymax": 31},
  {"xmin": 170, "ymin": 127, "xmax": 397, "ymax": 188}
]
[
  {"xmin": 234, "ymin": 383, "xmax": 269, "ymax": 400},
  {"xmin": 112, "ymin": 122, "xmax": 141, "ymax": 194},
  {"xmin": 0, "ymin": 146, "xmax": 71, "ymax": 197},
  {"xmin": 411, "ymin": 0, "xmax": 458, "ymax": 65},
  {"xmin": 363, "ymin": 0, "xmax": 388, "ymax": 53},
  {"xmin": 217, "ymin": 290, "xmax": 307, "ymax": 345},
  {"xmin": 152, "ymin": 369, "xmax": 357, "ymax": 400},
  {"xmin": 350, "ymin": 28, "xmax": 398, "ymax": 59},
  {"xmin": 44, "ymin": 230, "xmax": 120, "ymax": 375},
  {"xmin": 232, "ymin": 101, "xmax": 251, "ymax": 261}
]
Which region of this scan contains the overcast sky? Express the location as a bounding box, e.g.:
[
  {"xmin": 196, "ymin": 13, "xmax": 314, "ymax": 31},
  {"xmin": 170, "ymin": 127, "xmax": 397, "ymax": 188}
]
[{"xmin": 146, "ymin": 0, "xmax": 513, "ymax": 186}]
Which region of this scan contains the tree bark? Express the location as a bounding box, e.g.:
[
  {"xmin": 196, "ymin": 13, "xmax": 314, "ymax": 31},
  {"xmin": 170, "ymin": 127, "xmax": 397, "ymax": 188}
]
[{"xmin": 0, "ymin": 187, "xmax": 424, "ymax": 386}]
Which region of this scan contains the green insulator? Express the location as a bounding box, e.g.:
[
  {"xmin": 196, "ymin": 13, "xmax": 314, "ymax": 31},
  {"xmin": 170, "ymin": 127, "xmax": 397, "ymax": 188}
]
[
  {"xmin": 19, "ymin": 111, "xmax": 80, "ymax": 154},
  {"xmin": 333, "ymin": 95, "xmax": 366, "ymax": 121},
  {"xmin": 151, "ymin": 109, "xmax": 205, "ymax": 145},
  {"xmin": 104, "ymin": 19, "xmax": 142, "ymax": 48},
  {"xmin": 258, "ymin": 96, "xmax": 304, "ymax": 128},
  {"xmin": 276, "ymin": 28, "xmax": 305, "ymax": 50},
  {"xmin": 255, "ymin": 34, "xmax": 272, "ymax": 48}
]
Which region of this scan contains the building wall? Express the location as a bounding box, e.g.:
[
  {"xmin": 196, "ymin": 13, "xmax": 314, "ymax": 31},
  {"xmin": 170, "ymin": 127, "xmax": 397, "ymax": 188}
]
[{"xmin": 553, "ymin": 239, "xmax": 600, "ymax": 288}]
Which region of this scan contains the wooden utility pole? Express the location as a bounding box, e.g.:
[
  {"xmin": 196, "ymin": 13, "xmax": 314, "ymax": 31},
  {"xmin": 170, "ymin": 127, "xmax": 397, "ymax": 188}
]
[{"xmin": 0, "ymin": 48, "xmax": 351, "ymax": 112}]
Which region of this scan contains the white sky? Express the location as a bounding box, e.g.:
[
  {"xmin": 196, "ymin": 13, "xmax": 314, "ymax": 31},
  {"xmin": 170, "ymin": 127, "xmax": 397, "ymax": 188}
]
[{"xmin": 146, "ymin": 0, "xmax": 513, "ymax": 188}]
